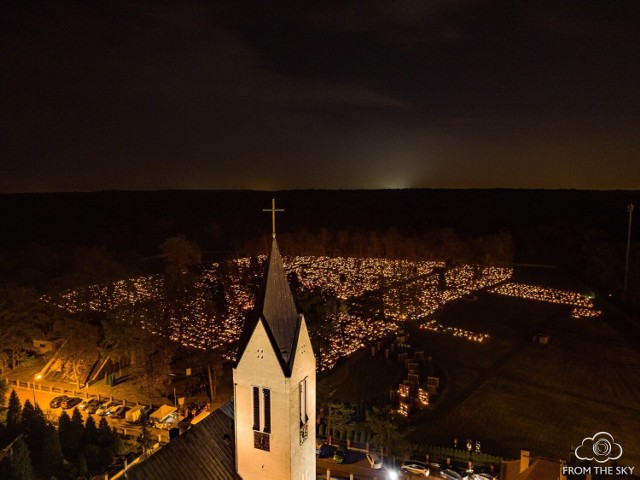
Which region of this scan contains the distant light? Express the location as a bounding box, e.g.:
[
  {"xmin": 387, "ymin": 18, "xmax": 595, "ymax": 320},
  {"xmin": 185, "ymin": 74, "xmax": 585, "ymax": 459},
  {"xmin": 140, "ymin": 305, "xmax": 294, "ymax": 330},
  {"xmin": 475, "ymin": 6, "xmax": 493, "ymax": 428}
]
[{"xmin": 388, "ymin": 470, "xmax": 399, "ymax": 480}]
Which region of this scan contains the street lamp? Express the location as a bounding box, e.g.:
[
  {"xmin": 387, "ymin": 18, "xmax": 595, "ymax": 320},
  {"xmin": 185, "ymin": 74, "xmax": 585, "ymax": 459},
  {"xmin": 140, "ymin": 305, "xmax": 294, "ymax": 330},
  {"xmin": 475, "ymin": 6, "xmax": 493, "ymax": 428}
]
[
  {"xmin": 624, "ymin": 203, "xmax": 634, "ymax": 301},
  {"xmin": 33, "ymin": 374, "xmax": 42, "ymax": 405}
]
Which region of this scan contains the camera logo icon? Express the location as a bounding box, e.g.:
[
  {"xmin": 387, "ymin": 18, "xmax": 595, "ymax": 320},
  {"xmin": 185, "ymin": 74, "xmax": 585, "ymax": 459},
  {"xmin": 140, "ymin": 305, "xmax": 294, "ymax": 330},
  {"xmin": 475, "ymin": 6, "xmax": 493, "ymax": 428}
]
[{"xmin": 575, "ymin": 432, "xmax": 623, "ymax": 463}]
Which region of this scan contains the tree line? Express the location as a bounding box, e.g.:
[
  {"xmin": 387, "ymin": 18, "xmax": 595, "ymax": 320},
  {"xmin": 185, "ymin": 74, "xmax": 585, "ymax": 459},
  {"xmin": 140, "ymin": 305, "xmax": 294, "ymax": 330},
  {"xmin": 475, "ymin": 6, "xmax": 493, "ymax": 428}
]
[{"xmin": 0, "ymin": 389, "xmax": 125, "ymax": 480}]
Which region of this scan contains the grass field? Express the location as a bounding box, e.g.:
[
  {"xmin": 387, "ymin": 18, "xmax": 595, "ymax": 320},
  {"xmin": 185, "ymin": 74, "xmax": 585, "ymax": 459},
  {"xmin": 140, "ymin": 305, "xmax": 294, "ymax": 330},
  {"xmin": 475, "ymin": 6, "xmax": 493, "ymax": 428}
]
[
  {"xmin": 303, "ymin": 266, "xmax": 640, "ymax": 468},
  {"xmin": 406, "ymin": 268, "xmax": 640, "ymax": 467},
  {"xmin": 319, "ymin": 348, "xmax": 403, "ymax": 405},
  {"xmin": 220, "ymin": 293, "xmax": 639, "ymax": 468}
]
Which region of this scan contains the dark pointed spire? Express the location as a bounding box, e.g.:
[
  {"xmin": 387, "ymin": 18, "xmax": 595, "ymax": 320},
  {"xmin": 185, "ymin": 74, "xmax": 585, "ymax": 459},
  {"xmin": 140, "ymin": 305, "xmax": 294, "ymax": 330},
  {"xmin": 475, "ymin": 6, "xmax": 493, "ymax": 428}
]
[{"xmin": 257, "ymin": 238, "xmax": 299, "ymax": 363}]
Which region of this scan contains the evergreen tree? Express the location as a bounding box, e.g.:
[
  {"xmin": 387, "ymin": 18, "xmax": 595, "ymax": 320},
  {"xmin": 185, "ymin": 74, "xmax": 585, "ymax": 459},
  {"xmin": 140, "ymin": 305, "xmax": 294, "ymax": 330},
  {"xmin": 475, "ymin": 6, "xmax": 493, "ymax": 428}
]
[
  {"xmin": 20, "ymin": 400, "xmax": 46, "ymax": 474},
  {"xmin": 97, "ymin": 417, "xmax": 113, "ymax": 449},
  {"xmin": 9, "ymin": 437, "xmax": 33, "ymax": 480},
  {"xmin": 19, "ymin": 400, "xmax": 34, "ymax": 433},
  {"xmin": 57, "ymin": 410, "xmax": 72, "ymax": 461},
  {"xmin": 96, "ymin": 417, "xmax": 114, "ymax": 468},
  {"xmin": 77, "ymin": 453, "xmax": 88, "ymax": 477},
  {"xmin": 83, "ymin": 444, "xmax": 100, "ymax": 474},
  {"xmin": 65, "ymin": 408, "xmax": 85, "ymax": 463},
  {"xmin": 71, "ymin": 408, "xmax": 84, "ymax": 432},
  {"xmin": 111, "ymin": 427, "xmax": 123, "ymax": 456},
  {"xmin": 82, "ymin": 415, "xmax": 98, "ymax": 447},
  {"xmin": 97, "ymin": 446, "xmax": 114, "ymax": 473},
  {"xmin": 33, "ymin": 403, "xmax": 46, "ymax": 426},
  {"xmin": 39, "ymin": 425, "xmax": 63, "ymax": 478},
  {"xmin": 83, "ymin": 443, "xmax": 113, "ymax": 474},
  {"xmin": 6, "ymin": 390, "xmax": 22, "ymax": 439}
]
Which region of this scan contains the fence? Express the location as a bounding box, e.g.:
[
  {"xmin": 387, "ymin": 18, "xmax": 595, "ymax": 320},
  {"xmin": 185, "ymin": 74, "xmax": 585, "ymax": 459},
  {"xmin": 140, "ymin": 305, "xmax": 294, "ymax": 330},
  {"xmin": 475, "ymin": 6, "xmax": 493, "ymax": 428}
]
[
  {"xmin": 317, "ymin": 424, "xmax": 506, "ymax": 469},
  {"xmin": 413, "ymin": 444, "xmax": 505, "ymax": 467},
  {"xmin": 5, "ymin": 378, "xmax": 153, "ymax": 409}
]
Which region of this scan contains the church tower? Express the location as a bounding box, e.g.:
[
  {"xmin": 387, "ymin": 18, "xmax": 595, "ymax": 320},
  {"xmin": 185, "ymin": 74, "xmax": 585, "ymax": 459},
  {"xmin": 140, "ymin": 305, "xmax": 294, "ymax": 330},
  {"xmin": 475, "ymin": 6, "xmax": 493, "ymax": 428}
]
[{"xmin": 233, "ymin": 228, "xmax": 316, "ymax": 479}]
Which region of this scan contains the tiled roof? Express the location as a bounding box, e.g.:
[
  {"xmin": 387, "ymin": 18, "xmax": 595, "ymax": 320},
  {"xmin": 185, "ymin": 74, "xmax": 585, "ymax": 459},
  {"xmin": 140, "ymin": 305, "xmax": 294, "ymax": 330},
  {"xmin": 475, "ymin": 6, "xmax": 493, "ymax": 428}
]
[{"xmin": 123, "ymin": 401, "xmax": 239, "ymax": 480}]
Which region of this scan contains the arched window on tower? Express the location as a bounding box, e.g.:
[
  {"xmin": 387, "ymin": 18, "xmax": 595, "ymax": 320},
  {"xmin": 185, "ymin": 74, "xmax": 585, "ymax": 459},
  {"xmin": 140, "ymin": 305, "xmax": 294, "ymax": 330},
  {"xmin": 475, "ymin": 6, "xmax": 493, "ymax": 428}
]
[
  {"xmin": 263, "ymin": 388, "xmax": 271, "ymax": 433},
  {"xmin": 252, "ymin": 385, "xmax": 270, "ymax": 451},
  {"xmin": 252, "ymin": 386, "xmax": 260, "ymax": 431},
  {"xmin": 299, "ymin": 377, "xmax": 308, "ymax": 444}
]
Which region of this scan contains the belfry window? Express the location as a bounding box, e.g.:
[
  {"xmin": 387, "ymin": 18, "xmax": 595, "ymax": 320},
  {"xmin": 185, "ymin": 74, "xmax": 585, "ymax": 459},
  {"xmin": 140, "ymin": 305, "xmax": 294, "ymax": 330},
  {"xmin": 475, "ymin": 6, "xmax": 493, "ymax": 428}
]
[
  {"xmin": 299, "ymin": 378, "xmax": 308, "ymax": 426},
  {"xmin": 299, "ymin": 378, "xmax": 308, "ymax": 444},
  {"xmin": 252, "ymin": 385, "xmax": 271, "ymax": 451},
  {"xmin": 252, "ymin": 386, "xmax": 260, "ymax": 431},
  {"xmin": 263, "ymin": 388, "xmax": 271, "ymax": 433}
]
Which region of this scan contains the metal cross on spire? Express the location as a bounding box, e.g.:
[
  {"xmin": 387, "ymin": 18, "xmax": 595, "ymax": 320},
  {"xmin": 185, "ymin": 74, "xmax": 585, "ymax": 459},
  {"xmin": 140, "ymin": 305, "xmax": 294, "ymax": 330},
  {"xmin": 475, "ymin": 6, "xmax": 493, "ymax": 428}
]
[{"xmin": 263, "ymin": 198, "xmax": 284, "ymax": 238}]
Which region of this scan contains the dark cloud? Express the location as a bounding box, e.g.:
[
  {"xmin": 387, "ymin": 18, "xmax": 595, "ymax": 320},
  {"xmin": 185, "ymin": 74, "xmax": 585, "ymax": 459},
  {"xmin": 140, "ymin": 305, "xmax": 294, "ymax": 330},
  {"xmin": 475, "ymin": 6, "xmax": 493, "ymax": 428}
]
[{"xmin": 1, "ymin": 0, "xmax": 639, "ymax": 192}]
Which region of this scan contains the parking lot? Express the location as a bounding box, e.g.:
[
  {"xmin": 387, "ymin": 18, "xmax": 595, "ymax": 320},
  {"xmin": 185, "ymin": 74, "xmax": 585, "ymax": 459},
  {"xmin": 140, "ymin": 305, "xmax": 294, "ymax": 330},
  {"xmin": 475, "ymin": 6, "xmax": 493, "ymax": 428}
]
[{"xmin": 8, "ymin": 381, "xmax": 170, "ymax": 443}]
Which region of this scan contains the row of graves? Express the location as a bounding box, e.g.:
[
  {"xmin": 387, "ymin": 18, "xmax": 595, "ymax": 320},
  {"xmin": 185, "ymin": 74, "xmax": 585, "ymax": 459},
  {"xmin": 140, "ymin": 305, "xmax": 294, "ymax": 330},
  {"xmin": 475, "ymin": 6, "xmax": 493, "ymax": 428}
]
[{"xmin": 387, "ymin": 330, "xmax": 442, "ymax": 418}]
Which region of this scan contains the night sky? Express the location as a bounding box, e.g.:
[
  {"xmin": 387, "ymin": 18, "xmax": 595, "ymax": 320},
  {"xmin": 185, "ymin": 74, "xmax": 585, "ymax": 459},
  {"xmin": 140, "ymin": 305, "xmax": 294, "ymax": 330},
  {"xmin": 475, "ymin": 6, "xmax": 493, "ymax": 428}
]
[{"xmin": 2, "ymin": 1, "xmax": 639, "ymax": 192}]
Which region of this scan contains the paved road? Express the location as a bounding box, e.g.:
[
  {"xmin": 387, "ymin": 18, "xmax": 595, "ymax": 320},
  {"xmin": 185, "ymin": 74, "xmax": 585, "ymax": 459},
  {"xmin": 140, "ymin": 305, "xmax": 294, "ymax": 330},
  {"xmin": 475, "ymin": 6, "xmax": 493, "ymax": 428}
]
[{"xmin": 316, "ymin": 454, "xmax": 444, "ymax": 480}]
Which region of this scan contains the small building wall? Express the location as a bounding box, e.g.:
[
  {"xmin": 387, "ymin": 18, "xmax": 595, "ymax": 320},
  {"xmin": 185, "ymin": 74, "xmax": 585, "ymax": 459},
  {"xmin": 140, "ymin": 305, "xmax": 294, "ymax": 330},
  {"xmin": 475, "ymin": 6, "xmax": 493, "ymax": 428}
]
[{"xmin": 32, "ymin": 339, "xmax": 61, "ymax": 355}]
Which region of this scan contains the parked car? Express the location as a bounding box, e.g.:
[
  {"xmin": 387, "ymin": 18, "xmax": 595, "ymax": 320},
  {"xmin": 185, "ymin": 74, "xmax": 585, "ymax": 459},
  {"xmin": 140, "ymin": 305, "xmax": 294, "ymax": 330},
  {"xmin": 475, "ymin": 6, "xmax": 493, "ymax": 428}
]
[
  {"xmin": 333, "ymin": 448, "xmax": 345, "ymax": 464},
  {"xmin": 315, "ymin": 443, "xmax": 332, "ymax": 458},
  {"xmin": 365, "ymin": 453, "xmax": 382, "ymax": 469},
  {"xmin": 96, "ymin": 400, "xmax": 119, "ymax": 416},
  {"xmin": 49, "ymin": 395, "xmax": 69, "ymax": 409},
  {"xmin": 86, "ymin": 398, "xmax": 105, "ymax": 414},
  {"xmin": 78, "ymin": 399, "xmax": 91, "ymax": 410},
  {"xmin": 61, "ymin": 397, "xmax": 83, "ymax": 409},
  {"xmin": 475, "ymin": 474, "xmax": 496, "ymax": 480},
  {"xmin": 108, "ymin": 405, "xmax": 127, "ymax": 418},
  {"xmin": 441, "ymin": 468, "xmax": 464, "ymax": 480},
  {"xmin": 400, "ymin": 460, "xmax": 430, "ymax": 476}
]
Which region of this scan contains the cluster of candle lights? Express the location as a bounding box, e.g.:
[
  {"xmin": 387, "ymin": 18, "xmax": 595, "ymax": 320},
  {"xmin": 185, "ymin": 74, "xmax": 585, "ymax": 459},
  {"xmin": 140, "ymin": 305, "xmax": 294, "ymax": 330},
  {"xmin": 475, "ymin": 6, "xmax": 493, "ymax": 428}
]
[
  {"xmin": 489, "ymin": 282, "xmax": 601, "ymax": 319},
  {"xmin": 489, "ymin": 282, "xmax": 594, "ymax": 307},
  {"xmin": 48, "ymin": 256, "xmax": 514, "ymax": 370},
  {"xmin": 418, "ymin": 319, "xmax": 490, "ymax": 343}
]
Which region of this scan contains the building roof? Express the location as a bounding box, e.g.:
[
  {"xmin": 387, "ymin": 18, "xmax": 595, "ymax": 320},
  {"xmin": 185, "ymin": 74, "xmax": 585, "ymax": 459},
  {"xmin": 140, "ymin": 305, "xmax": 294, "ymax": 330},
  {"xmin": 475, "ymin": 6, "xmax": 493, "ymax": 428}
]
[
  {"xmin": 236, "ymin": 238, "xmax": 302, "ymax": 376},
  {"xmin": 123, "ymin": 400, "xmax": 240, "ymax": 480}
]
